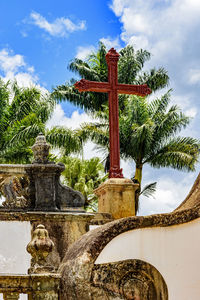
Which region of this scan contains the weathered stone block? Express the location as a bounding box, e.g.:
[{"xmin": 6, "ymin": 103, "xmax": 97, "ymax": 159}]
[{"xmin": 95, "ymin": 178, "xmax": 139, "ymax": 219}]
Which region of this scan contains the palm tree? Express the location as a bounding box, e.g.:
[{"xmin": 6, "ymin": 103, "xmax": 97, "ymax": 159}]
[
  {"xmin": 0, "ymin": 80, "xmax": 82, "ymax": 163},
  {"xmin": 58, "ymin": 156, "xmax": 107, "ymax": 210},
  {"xmin": 52, "ymin": 42, "xmax": 169, "ymax": 112},
  {"xmin": 52, "ymin": 42, "xmax": 199, "ymax": 213},
  {"xmin": 79, "ymin": 92, "xmax": 200, "ymax": 212}
]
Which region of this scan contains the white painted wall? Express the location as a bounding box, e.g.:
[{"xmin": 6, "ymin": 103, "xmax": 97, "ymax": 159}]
[
  {"xmin": 95, "ymin": 218, "xmax": 200, "ymax": 300},
  {"xmin": 0, "ymin": 221, "xmax": 31, "ymax": 274},
  {"xmin": 0, "ymin": 221, "xmax": 31, "ymax": 299}
]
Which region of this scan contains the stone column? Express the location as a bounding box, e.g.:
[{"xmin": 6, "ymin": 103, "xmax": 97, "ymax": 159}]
[{"xmin": 95, "ymin": 178, "xmax": 139, "ymax": 219}]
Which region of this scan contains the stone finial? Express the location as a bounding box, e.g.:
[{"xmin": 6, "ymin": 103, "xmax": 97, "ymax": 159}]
[
  {"xmin": 31, "ymin": 133, "xmax": 50, "ymax": 164},
  {"xmin": 27, "ymin": 224, "xmax": 54, "ymax": 273}
]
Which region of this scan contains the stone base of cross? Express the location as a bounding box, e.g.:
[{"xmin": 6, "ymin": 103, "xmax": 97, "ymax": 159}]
[
  {"xmin": 94, "ymin": 177, "xmax": 139, "ymax": 219},
  {"xmin": 75, "ymin": 48, "xmax": 151, "ymax": 178}
]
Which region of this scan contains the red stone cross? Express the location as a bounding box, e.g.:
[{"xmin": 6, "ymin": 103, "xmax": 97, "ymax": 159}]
[{"xmin": 74, "ymin": 48, "xmax": 151, "ymax": 178}]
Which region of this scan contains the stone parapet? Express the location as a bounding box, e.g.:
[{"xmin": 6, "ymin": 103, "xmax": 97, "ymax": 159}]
[
  {"xmin": 95, "ymin": 178, "xmax": 139, "ymax": 219},
  {"xmin": 0, "ymin": 274, "xmax": 60, "ymax": 299},
  {"xmin": 0, "ymin": 211, "xmax": 94, "ymax": 272},
  {"xmin": 0, "ymin": 211, "xmax": 94, "ymax": 222}
]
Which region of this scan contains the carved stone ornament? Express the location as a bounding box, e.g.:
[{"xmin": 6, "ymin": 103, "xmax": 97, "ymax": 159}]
[
  {"xmin": 91, "ymin": 259, "xmax": 168, "ymax": 300},
  {"xmin": 0, "ymin": 175, "xmax": 30, "ymax": 209},
  {"xmin": 27, "ymin": 224, "xmax": 55, "ymax": 274},
  {"xmin": 119, "ymin": 274, "xmax": 150, "ymax": 299},
  {"xmin": 31, "ymin": 133, "xmax": 50, "ymax": 164},
  {"xmin": 0, "ymin": 134, "xmax": 85, "ymax": 211}
]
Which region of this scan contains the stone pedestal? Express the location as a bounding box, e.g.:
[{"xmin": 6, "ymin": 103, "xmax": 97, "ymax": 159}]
[{"xmin": 95, "ymin": 178, "xmax": 139, "ymax": 219}]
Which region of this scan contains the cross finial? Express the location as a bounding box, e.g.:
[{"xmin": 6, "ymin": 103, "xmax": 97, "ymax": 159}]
[{"xmin": 106, "ymin": 48, "xmax": 120, "ymax": 63}]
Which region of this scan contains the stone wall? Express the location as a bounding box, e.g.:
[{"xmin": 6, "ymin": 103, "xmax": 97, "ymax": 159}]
[{"xmin": 59, "ymin": 205, "xmax": 200, "ymax": 299}]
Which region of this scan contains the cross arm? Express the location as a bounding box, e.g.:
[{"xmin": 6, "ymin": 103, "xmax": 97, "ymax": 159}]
[
  {"xmin": 74, "ymin": 79, "xmax": 110, "ymax": 93},
  {"xmin": 117, "ymin": 84, "xmax": 151, "ymax": 97}
]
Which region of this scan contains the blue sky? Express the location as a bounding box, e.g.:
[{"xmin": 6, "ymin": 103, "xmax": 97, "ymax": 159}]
[
  {"xmin": 0, "ymin": 0, "xmax": 123, "ymax": 115},
  {"xmin": 0, "ymin": 0, "xmax": 200, "ymax": 215}
]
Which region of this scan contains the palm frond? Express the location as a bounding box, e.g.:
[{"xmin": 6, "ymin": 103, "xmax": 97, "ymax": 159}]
[
  {"xmin": 68, "ymin": 59, "xmax": 101, "ymax": 81},
  {"xmin": 52, "ymin": 84, "xmax": 108, "ymax": 112},
  {"xmin": 46, "ymin": 127, "xmax": 82, "ymax": 155},
  {"xmin": 138, "ymin": 67, "xmax": 169, "ymax": 92},
  {"xmin": 4, "ymin": 121, "xmax": 44, "ymax": 150},
  {"xmin": 152, "ymin": 109, "xmax": 190, "ymax": 147},
  {"xmin": 148, "ymin": 91, "xmax": 172, "ymax": 118},
  {"xmin": 140, "ymin": 182, "xmax": 157, "ymax": 198},
  {"xmin": 58, "ymin": 155, "xmax": 106, "ymax": 209},
  {"xmin": 79, "ymin": 123, "xmax": 109, "ymax": 147},
  {"xmin": 118, "ymin": 46, "xmax": 151, "ymax": 84},
  {"xmin": 148, "ymin": 137, "xmax": 200, "ymax": 171}
]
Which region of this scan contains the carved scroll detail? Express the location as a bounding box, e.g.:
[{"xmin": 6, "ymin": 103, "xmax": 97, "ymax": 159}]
[
  {"xmin": 0, "ymin": 175, "xmax": 30, "ymax": 208},
  {"xmin": 91, "ymin": 259, "xmax": 168, "ymax": 300}
]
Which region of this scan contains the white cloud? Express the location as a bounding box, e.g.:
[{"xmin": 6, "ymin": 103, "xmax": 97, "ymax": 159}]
[
  {"xmin": 76, "ymin": 37, "xmax": 120, "ymax": 61},
  {"xmin": 138, "ymin": 172, "xmax": 197, "ymax": 216},
  {"xmin": 76, "ymin": 45, "xmax": 96, "ymax": 60},
  {"xmin": 14, "ymin": 72, "xmax": 38, "ymax": 87},
  {"xmin": 121, "ymin": 10, "xmax": 151, "ymax": 36},
  {"xmin": 0, "ymin": 48, "xmax": 44, "ymax": 89},
  {"xmin": 0, "ymin": 254, "xmax": 18, "ymax": 273},
  {"xmin": 27, "ymin": 66, "xmax": 35, "ymax": 73},
  {"xmin": 185, "ymin": 107, "xmax": 197, "ymax": 118},
  {"xmin": 121, "ymin": 159, "xmax": 134, "ymax": 178},
  {"xmin": 124, "ymin": 35, "xmax": 149, "ymax": 50},
  {"xmin": 110, "ymin": 0, "xmax": 200, "ymax": 62},
  {"xmin": 30, "ymin": 11, "xmax": 86, "ymax": 37},
  {"xmin": 110, "ymin": 0, "xmax": 130, "ymax": 16},
  {"xmin": 100, "ymin": 37, "xmax": 121, "ymax": 50},
  {"xmin": 0, "ymin": 49, "xmax": 25, "ymax": 73},
  {"xmin": 46, "ymin": 104, "xmax": 95, "ymax": 129},
  {"xmin": 0, "ymin": 221, "xmax": 30, "ymax": 273},
  {"xmin": 170, "ymin": 94, "xmax": 197, "ymax": 121},
  {"xmin": 188, "ymin": 69, "xmax": 200, "ymax": 85}
]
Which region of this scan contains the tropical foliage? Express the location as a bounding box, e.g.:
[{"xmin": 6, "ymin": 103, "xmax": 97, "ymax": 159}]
[
  {"xmin": 80, "ymin": 93, "xmax": 200, "ymax": 212},
  {"xmin": 52, "ymin": 42, "xmax": 169, "ymax": 112},
  {"xmin": 58, "ymin": 156, "xmax": 107, "ymax": 210},
  {"xmin": 0, "ymin": 80, "xmax": 82, "ymax": 163},
  {"xmin": 53, "ymin": 42, "xmax": 200, "ymax": 213}
]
